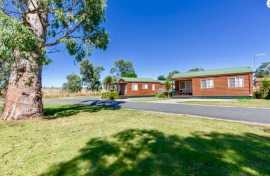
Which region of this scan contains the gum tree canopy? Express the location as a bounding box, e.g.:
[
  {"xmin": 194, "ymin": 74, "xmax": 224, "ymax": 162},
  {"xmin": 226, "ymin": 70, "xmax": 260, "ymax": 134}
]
[{"xmin": 0, "ymin": 0, "xmax": 108, "ymax": 120}]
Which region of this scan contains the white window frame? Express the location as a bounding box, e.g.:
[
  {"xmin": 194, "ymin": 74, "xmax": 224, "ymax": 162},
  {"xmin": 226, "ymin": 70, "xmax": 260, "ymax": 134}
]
[
  {"xmin": 142, "ymin": 83, "xmax": 149, "ymax": 90},
  {"xmin": 228, "ymin": 77, "xmax": 244, "ymax": 88},
  {"xmin": 131, "ymin": 83, "xmax": 138, "ymax": 91},
  {"xmin": 200, "ymin": 79, "xmax": 214, "ymax": 89},
  {"xmin": 152, "ymin": 84, "xmax": 156, "ymax": 91}
]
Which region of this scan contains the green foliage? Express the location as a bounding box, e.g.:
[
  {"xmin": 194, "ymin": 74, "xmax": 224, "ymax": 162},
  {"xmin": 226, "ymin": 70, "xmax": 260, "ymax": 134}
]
[
  {"xmin": 1, "ymin": 0, "xmax": 109, "ymax": 63},
  {"xmin": 155, "ymin": 92, "xmax": 167, "ymax": 98},
  {"xmin": 63, "ymin": 74, "xmax": 82, "ymax": 93},
  {"xmin": 255, "ymin": 62, "xmax": 270, "ymax": 78},
  {"xmin": 164, "ymin": 80, "xmax": 173, "ymax": 98},
  {"xmin": 101, "ymin": 91, "xmax": 119, "ymax": 100},
  {"xmin": 159, "ymin": 70, "xmax": 181, "ymax": 81},
  {"xmin": 0, "ymin": 60, "xmax": 10, "ymax": 95},
  {"xmin": 80, "ymin": 59, "xmax": 104, "ymax": 91},
  {"xmin": 45, "ymin": 0, "xmax": 109, "ymax": 61},
  {"xmin": 188, "ymin": 67, "xmax": 205, "ymax": 72},
  {"xmin": 110, "ymin": 59, "xmax": 137, "ymax": 78},
  {"xmin": 103, "ymin": 75, "xmax": 116, "ymax": 90},
  {"xmin": 253, "ymin": 91, "xmax": 262, "ymax": 99},
  {"xmin": 122, "ymin": 72, "xmax": 137, "ymax": 78},
  {"xmin": 0, "ymin": 11, "xmax": 38, "ymax": 62},
  {"xmin": 167, "ymin": 70, "xmax": 180, "ymax": 80},
  {"xmin": 164, "ymin": 80, "xmax": 172, "ymax": 92},
  {"xmin": 157, "ymin": 75, "xmax": 166, "ymax": 81},
  {"xmin": 255, "ymin": 79, "xmax": 270, "ymax": 99},
  {"xmin": 261, "ymin": 79, "xmax": 270, "ymax": 99}
]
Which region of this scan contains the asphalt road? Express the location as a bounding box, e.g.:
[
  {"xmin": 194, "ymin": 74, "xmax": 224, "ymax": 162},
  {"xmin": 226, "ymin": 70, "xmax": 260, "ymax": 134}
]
[
  {"xmin": 1, "ymin": 97, "xmax": 270, "ymax": 124},
  {"xmin": 52, "ymin": 97, "xmax": 270, "ymax": 124},
  {"xmin": 120, "ymin": 102, "xmax": 270, "ymax": 124}
]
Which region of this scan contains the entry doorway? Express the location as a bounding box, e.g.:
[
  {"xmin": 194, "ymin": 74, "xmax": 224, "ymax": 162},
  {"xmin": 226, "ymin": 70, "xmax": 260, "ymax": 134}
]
[
  {"xmin": 119, "ymin": 83, "xmax": 127, "ymax": 96},
  {"xmin": 179, "ymin": 80, "xmax": 192, "ymax": 95}
]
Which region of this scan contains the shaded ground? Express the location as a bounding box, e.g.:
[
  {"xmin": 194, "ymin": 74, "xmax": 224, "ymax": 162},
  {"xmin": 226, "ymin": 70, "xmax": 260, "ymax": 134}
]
[
  {"xmin": 1, "ymin": 104, "xmax": 270, "ymax": 176},
  {"xmin": 44, "ymin": 96, "xmax": 100, "ymax": 105},
  {"xmin": 44, "ymin": 101, "xmax": 122, "ymax": 119},
  {"xmin": 41, "ymin": 129, "xmax": 270, "ymax": 176}
]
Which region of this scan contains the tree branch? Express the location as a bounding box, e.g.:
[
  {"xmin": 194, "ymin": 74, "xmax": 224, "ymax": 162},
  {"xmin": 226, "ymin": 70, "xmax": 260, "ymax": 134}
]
[{"xmin": 45, "ymin": 22, "xmax": 82, "ymax": 47}]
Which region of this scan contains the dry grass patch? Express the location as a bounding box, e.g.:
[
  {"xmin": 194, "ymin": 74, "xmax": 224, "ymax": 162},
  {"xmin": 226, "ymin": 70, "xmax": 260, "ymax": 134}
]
[{"xmin": 42, "ymin": 88, "xmax": 101, "ymax": 98}]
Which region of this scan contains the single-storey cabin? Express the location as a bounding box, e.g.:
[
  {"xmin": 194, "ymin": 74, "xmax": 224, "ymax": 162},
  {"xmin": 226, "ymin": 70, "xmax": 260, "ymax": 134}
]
[
  {"xmin": 116, "ymin": 77, "xmax": 165, "ymax": 97},
  {"xmin": 172, "ymin": 67, "xmax": 253, "ymax": 97}
]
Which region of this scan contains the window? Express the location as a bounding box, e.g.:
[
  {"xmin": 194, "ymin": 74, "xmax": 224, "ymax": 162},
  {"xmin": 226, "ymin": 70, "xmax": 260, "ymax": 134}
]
[
  {"xmin": 228, "ymin": 77, "xmax": 244, "ymax": 88},
  {"xmin": 152, "ymin": 84, "xmax": 156, "ymax": 91},
  {"xmin": 131, "ymin": 83, "xmax": 138, "ymax": 91},
  {"xmin": 201, "ymin": 79, "xmax": 214, "ymax": 89},
  {"xmin": 142, "ymin": 84, "xmax": 148, "ymax": 89}
]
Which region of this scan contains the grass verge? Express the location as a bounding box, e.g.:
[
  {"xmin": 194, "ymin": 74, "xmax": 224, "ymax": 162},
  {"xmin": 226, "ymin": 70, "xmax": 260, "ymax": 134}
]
[
  {"xmin": 181, "ymin": 99, "xmax": 270, "ymax": 108},
  {"xmin": 0, "ymin": 104, "xmax": 270, "ymax": 176}
]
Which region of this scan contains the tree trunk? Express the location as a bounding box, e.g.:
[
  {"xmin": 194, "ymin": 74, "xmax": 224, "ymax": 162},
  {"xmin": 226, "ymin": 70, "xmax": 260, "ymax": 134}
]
[
  {"xmin": 1, "ymin": 0, "xmax": 47, "ymax": 120},
  {"xmin": 1, "ymin": 53, "xmax": 43, "ymax": 120}
]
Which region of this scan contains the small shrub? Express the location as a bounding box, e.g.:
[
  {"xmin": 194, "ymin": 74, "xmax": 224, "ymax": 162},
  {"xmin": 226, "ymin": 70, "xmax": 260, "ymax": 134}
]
[
  {"xmin": 253, "ymin": 91, "xmax": 262, "ymax": 99},
  {"xmin": 155, "ymin": 92, "xmax": 167, "ymax": 98},
  {"xmin": 101, "ymin": 91, "xmax": 119, "ymax": 100},
  {"xmin": 265, "ymin": 92, "xmax": 270, "ymax": 100},
  {"xmin": 257, "ymin": 79, "xmax": 270, "ymax": 99}
]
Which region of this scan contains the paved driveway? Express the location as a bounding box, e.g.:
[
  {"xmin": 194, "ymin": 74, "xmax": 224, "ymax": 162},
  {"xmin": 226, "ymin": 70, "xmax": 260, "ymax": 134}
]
[
  {"xmin": 119, "ymin": 101, "xmax": 270, "ymax": 124},
  {"xmin": 74, "ymin": 99, "xmax": 270, "ymax": 124}
]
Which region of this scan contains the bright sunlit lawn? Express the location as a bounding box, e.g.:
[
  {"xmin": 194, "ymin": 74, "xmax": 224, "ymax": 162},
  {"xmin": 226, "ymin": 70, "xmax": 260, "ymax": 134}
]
[{"xmin": 1, "ymin": 104, "xmax": 270, "ymax": 176}]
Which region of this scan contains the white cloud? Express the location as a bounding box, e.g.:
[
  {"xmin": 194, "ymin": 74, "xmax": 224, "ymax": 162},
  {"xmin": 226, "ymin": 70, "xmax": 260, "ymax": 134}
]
[
  {"xmin": 255, "ymin": 53, "xmax": 266, "ymax": 57},
  {"xmin": 267, "ymin": 0, "xmax": 270, "ymax": 8}
]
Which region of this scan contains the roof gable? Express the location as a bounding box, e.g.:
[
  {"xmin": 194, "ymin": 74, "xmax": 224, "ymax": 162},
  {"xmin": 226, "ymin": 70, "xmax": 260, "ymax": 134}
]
[{"xmin": 172, "ymin": 67, "xmax": 253, "ymax": 79}]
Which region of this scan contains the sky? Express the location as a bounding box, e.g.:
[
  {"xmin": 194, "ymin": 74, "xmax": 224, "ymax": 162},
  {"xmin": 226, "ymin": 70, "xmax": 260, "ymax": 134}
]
[{"xmin": 43, "ymin": 0, "xmax": 270, "ymax": 87}]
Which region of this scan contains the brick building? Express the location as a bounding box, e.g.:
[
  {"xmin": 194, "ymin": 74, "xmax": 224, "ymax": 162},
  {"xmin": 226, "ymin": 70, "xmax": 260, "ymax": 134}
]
[
  {"xmin": 172, "ymin": 67, "xmax": 253, "ymax": 97},
  {"xmin": 116, "ymin": 77, "xmax": 165, "ymax": 97}
]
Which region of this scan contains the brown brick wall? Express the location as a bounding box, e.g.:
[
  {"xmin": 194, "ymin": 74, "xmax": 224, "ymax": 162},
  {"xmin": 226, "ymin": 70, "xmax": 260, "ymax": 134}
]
[
  {"xmin": 125, "ymin": 82, "xmax": 165, "ymax": 96},
  {"xmin": 192, "ymin": 73, "xmax": 253, "ymax": 96}
]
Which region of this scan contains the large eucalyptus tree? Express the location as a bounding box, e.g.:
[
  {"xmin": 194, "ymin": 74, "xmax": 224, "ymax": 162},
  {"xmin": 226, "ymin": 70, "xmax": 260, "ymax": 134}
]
[{"xmin": 0, "ymin": 0, "xmax": 108, "ymax": 120}]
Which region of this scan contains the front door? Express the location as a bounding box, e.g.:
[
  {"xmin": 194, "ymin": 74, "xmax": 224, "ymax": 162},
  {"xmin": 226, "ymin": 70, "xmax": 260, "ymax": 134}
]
[
  {"xmin": 119, "ymin": 83, "xmax": 127, "ymax": 96},
  {"xmin": 179, "ymin": 80, "xmax": 192, "ymax": 95}
]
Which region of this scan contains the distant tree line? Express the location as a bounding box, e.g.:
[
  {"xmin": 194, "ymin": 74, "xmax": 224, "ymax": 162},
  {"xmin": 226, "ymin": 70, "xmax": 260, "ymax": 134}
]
[{"xmin": 63, "ymin": 59, "xmax": 138, "ymax": 93}]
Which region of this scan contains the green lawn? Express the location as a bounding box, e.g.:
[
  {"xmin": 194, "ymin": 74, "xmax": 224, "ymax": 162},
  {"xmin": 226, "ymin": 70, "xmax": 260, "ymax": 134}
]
[
  {"xmin": 0, "ymin": 104, "xmax": 270, "ymax": 176},
  {"xmin": 182, "ymin": 99, "xmax": 270, "ymax": 108}
]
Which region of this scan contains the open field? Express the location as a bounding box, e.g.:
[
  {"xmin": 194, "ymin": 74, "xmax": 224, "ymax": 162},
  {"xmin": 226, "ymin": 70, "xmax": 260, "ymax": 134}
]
[
  {"xmin": 1, "ymin": 104, "xmax": 270, "ymax": 176},
  {"xmin": 181, "ymin": 99, "xmax": 270, "ymax": 109},
  {"xmin": 42, "ymin": 88, "xmax": 101, "ymax": 98}
]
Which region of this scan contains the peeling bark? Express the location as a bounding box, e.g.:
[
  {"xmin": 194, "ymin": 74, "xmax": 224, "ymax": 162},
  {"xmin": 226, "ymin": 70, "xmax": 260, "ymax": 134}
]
[
  {"xmin": 1, "ymin": 53, "xmax": 43, "ymax": 120},
  {"xmin": 1, "ymin": 0, "xmax": 47, "ymax": 120}
]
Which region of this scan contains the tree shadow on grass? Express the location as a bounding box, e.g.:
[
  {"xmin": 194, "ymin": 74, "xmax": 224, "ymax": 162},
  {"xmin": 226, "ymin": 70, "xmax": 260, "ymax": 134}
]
[
  {"xmin": 41, "ymin": 129, "xmax": 270, "ymax": 176},
  {"xmin": 44, "ymin": 100, "xmax": 123, "ymax": 119}
]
